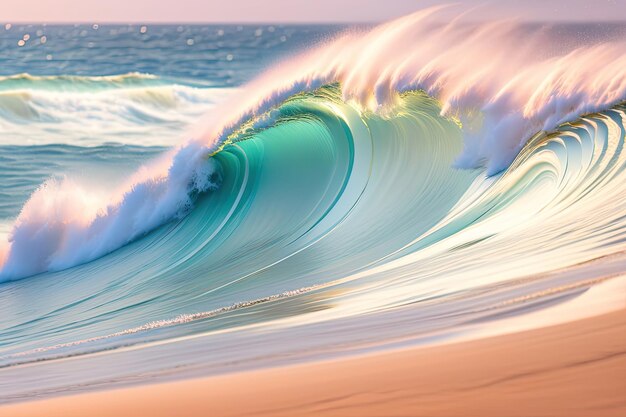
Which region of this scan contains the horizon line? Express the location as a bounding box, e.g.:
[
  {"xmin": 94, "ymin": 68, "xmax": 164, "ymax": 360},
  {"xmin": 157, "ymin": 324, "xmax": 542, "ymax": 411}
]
[{"xmin": 3, "ymin": 19, "xmax": 626, "ymax": 25}]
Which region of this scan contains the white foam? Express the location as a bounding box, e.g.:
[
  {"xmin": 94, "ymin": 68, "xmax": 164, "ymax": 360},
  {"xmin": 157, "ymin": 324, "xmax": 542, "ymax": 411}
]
[{"xmin": 0, "ymin": 143, "xmax": 218, "ymax": 280}]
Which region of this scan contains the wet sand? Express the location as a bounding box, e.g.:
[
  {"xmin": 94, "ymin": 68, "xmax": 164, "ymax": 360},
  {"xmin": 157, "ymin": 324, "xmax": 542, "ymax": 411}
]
[{"xmin": 3, "ymin": 308, "xmax": 625, "ymax": 417}]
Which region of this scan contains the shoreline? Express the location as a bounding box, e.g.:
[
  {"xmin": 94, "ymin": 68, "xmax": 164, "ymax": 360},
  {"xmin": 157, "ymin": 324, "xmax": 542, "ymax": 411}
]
[{"xmin": 3, "ymin": 307, "xmax": 625, "ymax": 417}]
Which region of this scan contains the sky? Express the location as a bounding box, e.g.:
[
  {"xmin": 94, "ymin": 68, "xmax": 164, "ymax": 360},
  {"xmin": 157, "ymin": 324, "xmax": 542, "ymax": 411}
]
[{"xmin": 1, "ymin": 0, "xmax": 625, "ymax": 23}]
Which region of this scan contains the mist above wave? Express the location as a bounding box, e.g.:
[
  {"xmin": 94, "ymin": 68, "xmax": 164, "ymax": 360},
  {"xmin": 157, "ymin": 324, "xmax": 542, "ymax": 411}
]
[{"xmin": 196, "ymin": 6, "xmax": 626, "ymax": 175}]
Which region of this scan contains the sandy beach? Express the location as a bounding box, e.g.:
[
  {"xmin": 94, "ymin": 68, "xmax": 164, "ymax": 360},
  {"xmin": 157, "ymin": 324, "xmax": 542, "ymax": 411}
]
[{"xmin": 3, "ymin": 307, "xmax": 625, "ymax": 417}]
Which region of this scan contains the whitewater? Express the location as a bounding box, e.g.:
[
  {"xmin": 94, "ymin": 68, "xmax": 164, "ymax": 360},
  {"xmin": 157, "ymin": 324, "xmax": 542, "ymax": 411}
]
[{"xmin": 1, "ymin": 9, "xmax": 626, "ymax": 402}]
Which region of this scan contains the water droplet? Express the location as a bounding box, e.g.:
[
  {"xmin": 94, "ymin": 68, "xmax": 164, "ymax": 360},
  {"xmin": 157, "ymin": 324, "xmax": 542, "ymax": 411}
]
[
  {"xmin": 226, "ymin": 54, "xmax": 233, "ymax": 61},
  {"xmin": 217, "ymin": 29, "xmax": 224, "ymax": 36},
  {"xmin": 140, "ymin": 26, "xmax": 147, "ymax": 34},
  {"xmin": 17, "ymin": 39, "xmax": 25, "ymax": 47},
  {"xmin": 280, "ymin": 35, "xmax": 287, "ymax": 42},
  {"xmin": 5, "ymin": 23, "xmax": 11, "ymax": 31},
  {"xmin": 254, "ymin": 28, "xmax": 263, "ymax": 37},
  {"xmin": 186, "ymin": 38, "xmax": 194, "ymax": 46},
  {"xmin": 40, "ymin": 35, "xmax": 47, "ymax": 44},
  {"xmin": 23, "ymin": 33, "xmax": 30, "ymax": 41},
  {"xmin": 92, "ymin": 24, "xmax": 99, "ymax": 30},
  {"xmin": 46, "ymin": 54, "xmax": 52, "ymax": 60}
]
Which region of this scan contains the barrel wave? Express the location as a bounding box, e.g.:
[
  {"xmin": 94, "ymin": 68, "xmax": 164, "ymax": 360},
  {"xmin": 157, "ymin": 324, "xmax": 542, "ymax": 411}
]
[{"xmin": 1, "ymin": 8, "xmax": 626, "ymax": 400}]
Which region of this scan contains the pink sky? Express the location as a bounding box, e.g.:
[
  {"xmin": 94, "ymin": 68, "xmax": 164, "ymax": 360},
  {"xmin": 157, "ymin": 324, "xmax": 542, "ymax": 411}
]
[{"xmin": 1, "ymin": 0, "xmax": 624, "ymax": 23}]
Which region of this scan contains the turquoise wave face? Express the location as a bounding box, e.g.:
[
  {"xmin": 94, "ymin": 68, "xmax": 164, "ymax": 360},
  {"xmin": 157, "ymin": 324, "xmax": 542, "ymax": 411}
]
[
  {"xmin": 1, "ymin": 85, "xmax": 626, "ymax": 400},
  {"xmin": 0, "ymin": 88, "xmax": 473, "ymax": 348}
]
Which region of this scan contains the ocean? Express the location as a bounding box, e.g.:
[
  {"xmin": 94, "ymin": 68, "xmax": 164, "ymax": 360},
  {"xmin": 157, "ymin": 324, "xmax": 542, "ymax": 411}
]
[{"xmin": 1, "ymin": 15, "xmax": 626, "ymax": 403}]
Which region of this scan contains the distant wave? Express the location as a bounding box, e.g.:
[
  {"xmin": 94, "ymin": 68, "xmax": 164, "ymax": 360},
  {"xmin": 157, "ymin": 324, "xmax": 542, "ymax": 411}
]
[
  {"xmin": 0, "ymin": 74, "xmax": 234, "ymax": 146},
  {"xmin": 0, "ymin": 85, "xmax": 221, "ymax": 121},
  {"xmin": 0, "ymin": 72, "xmax": 161, "ymax": 89}
]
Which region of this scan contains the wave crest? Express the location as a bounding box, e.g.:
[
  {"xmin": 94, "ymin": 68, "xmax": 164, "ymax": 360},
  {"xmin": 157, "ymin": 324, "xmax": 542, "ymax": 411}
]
[{"xmin": 196, "ymin": 7, "xmax": 626, "ymax": 175}]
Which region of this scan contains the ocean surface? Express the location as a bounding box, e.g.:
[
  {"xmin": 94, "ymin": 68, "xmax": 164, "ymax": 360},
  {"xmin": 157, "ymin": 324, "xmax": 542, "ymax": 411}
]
[{"xmin": 1, "ymin": 15, "xmax": 626, "ymax": 403}]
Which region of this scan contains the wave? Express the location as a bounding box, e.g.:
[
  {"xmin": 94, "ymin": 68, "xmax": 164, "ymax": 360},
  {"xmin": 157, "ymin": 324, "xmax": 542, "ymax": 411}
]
[
  {"xmin": 0, "ymin": 72, "xmax": 162, "ymax": 92},
  {"xmin": 0, "ymin": 77, "xmax": 234, "ymax": 146},
  {"xmin": 0, "ymin": 6, "xmax": 625, "ymax": 284},
  {"xmin": 2, "ymin": 86, "xmax": 626, "ymax": 371},
  {"xmin": 0, "ymin": 84, "xmax": 225, "ymax": 122}
]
